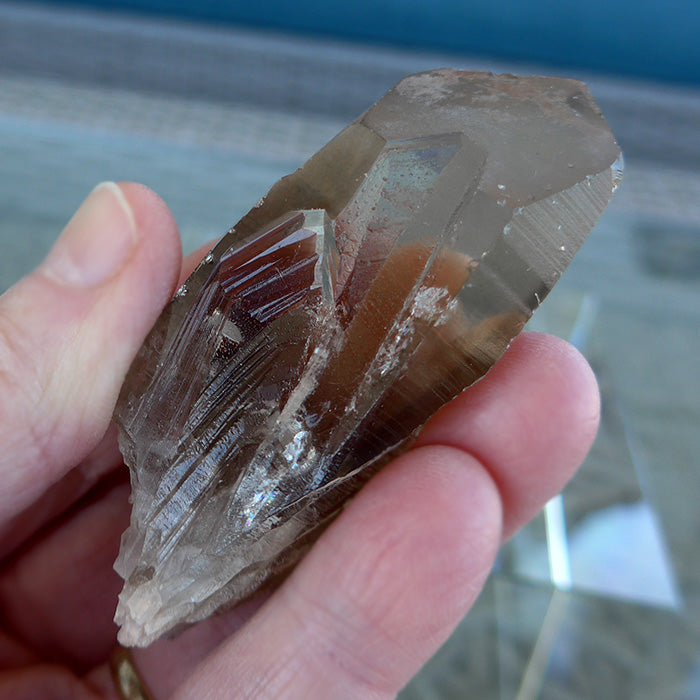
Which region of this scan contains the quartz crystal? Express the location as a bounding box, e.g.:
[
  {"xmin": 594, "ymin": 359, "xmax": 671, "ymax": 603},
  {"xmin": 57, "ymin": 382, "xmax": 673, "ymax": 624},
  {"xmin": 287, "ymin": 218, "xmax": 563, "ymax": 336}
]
[{"xmin": 113, "ymin": 69, "xmax": 622, "ymax": 646}]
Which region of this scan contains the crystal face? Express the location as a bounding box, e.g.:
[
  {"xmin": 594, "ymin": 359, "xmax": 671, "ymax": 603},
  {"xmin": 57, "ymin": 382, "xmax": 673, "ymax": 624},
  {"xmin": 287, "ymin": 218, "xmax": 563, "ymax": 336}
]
[{"xmin": 113, "ymin": 70, "xmax": 622, "ymax": 646}]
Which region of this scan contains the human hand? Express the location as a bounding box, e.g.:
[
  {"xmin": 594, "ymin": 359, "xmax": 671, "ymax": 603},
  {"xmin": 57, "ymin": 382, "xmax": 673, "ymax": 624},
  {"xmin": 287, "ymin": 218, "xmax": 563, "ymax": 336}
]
[{"xmin": 0, "ymin": 183, "xmax": 599, "ymax": 699}]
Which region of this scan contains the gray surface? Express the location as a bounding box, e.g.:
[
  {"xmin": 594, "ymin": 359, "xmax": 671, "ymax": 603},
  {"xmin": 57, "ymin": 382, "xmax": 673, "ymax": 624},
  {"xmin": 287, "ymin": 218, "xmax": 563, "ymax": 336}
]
[
  {"xmin": 1, "ymin": 2, "xmax": 700, "ymax": 698},
  {"xmin": 2, "ymin": 2, "xmax": 700, "ymax": 170}
]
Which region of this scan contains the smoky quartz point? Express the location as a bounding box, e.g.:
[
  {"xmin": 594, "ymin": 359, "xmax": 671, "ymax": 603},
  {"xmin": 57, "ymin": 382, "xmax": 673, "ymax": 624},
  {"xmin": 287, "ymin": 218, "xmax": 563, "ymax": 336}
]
[{"xmin": 113, "ymin": 69, "xmax": 622, "ymax": 646}]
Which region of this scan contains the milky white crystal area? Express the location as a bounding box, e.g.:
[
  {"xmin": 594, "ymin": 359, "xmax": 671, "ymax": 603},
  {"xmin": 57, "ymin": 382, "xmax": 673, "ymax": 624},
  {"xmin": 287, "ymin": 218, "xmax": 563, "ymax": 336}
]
[{"xmin": 113, "ymin": 70, "xmax": 622, "ymax": 646}]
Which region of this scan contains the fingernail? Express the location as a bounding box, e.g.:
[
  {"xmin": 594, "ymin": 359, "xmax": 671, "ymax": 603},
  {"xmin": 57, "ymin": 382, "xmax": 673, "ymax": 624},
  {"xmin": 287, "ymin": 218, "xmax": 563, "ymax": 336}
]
[{"xmin": 43, "ymin": 182, "xmax": 138, "ymax": 287}]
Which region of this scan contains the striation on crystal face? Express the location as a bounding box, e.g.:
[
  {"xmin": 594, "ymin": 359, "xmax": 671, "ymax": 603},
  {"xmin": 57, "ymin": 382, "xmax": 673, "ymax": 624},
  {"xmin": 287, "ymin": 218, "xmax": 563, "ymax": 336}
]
[{"xmin": 113, "ymin": 69, "xmax": 622, "ymax": 646}]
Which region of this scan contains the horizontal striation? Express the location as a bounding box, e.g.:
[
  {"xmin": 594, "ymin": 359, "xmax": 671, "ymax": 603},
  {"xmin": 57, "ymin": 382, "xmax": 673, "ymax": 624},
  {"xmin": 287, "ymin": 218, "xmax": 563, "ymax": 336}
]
[{"xmin": 113, "ymin": 69, "xmax": 621, "ymax": 647}]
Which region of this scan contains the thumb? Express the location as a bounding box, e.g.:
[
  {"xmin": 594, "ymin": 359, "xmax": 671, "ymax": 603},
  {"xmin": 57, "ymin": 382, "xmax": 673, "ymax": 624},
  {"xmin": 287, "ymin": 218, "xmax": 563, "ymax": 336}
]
[{"xmin": 0, "ymin": 182, "xmax": 181, "ymax": 523}]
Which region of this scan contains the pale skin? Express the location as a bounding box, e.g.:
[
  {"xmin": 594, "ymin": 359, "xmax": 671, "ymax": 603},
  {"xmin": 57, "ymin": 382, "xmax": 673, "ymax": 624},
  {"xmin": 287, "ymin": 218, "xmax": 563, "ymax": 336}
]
[{"xmin": 0, "ymin": 183, "xmax": 600, "ymax": 699}]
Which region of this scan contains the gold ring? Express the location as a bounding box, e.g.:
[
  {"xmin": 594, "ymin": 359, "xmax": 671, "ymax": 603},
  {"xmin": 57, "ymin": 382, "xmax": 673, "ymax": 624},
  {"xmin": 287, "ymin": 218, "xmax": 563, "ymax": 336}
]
[{"xmin": 110, "ymin": 645, "xmax": 155, "ymax": 700}]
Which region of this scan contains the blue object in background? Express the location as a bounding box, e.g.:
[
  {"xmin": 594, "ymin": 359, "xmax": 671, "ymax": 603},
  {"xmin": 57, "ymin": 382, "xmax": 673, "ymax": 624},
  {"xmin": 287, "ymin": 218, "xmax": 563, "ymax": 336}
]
[{"xmin": 47, "ymin": 0, "xmax": 700, "ymax": 86}]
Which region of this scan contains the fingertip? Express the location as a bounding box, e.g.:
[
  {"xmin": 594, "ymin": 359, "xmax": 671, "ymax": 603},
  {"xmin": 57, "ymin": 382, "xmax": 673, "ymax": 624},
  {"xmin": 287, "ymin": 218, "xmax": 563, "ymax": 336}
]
[
  {"xmin": 416, "ymin": 330, "xmax": 601, "ymax": 539},
  {"xmin": 509, "ymin": 331, "xmax": 601, "ymax": 459},
  {"xmin": 117, "ymin": 182, "xmax": 176, "ymax": 238},
  {"xmin": 116, "ymin": 182, "xmax": 183, "ymax": 302}
]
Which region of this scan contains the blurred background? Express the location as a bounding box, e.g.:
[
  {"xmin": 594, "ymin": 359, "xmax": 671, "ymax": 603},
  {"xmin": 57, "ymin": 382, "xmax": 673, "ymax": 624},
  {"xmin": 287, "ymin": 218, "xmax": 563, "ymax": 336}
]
[{"xmin": 1, "ymin": 1, "xmax": 699, "ymax": 697}]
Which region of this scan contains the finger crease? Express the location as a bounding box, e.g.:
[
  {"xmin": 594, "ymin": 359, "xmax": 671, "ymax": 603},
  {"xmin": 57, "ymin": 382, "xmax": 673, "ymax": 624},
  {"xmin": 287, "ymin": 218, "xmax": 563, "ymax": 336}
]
[{"xmin": 281, "ymin": 583, "xmax": 398, "ymax": 698}]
